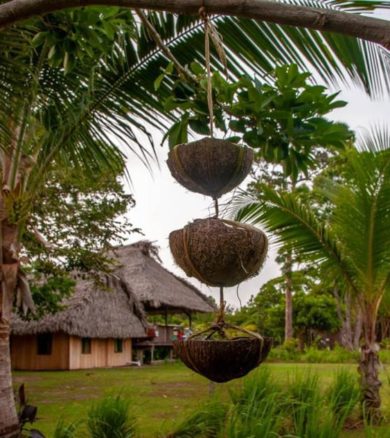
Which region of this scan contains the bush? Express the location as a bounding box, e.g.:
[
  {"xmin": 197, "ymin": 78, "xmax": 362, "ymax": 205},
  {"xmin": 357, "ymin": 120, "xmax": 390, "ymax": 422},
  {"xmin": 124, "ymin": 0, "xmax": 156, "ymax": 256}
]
[
  {"xmin": 302, "ymin": 346, "xmax": 359, "ymax": 363},
  {"xmin": 168, "ymin": 399, "xmax": 227, "ymax": 438},
  {"xmin": 226, "ymin": 369, "xmax": 283, "ymax": 437},
  {"xmin": 87, "ymin": 395, "xmax": 137, "ymax": 438},
  {"xmin": 327, "ymin": 370, "xmax": 360, "ymax": 424},
  {"xmin": 268, "ymin": 339, "xmax": 300, "ymax": 361},
  {"xmin": 53, "ymin": 420, "xmax": 81, "ymax": 438},
  {"xmin": 168, "ymin": 369, "xmax": 361, "ymax": 438},
  {"xmin": 268, "ymin": 345, "xmax": 362, "ymax": 363}
]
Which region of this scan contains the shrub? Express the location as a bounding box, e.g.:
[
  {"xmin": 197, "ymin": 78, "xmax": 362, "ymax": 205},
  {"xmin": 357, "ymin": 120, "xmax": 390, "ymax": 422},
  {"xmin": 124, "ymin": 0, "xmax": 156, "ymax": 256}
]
[
  {"xmin": 327, "ymin": 370, "xmax": 360, "ymax": 424},
  {"xmin": 87, "ymin": 395, "xmax": 137, "ymax": 438},
  {"xmin": 302, "ymin": 346, "xmax": 358, "ymax": 363},
  {"xmin": 168, "ymin": 399, "xmax": 227, "ymax": 438},
  {"xmin": 169, "ymin": 370, "xmax": 361, "ymax": 438},
  {"xmin": 53, "ymin": 420, "xmax": 81, "ymax": 438},
  {"xmin": 227, "ymin": 369, "xmax": 283, "ymax": 437}
]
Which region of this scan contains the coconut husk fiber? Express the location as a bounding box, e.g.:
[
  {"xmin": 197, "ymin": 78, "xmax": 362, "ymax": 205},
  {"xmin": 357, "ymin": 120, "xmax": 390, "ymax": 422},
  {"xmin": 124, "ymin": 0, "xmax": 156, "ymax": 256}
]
[
  {"xmin": 167, "ymin": 137, "xmax": 253, "ymax": 199},
  {"xmin": 174, "ymin": 336, "xmax": 272, "ymax": 383},
  {"xmin": 169, "ymin": 218, "xmax": 268, "ymax": 287}
]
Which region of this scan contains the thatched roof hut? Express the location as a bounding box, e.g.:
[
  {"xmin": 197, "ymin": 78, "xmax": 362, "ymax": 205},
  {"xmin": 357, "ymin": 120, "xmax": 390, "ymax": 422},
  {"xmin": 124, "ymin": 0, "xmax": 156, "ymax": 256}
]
[
  {"xmin": 110, "ymin": 241, "xmax": 214, "ymax": 314},
  {"xmin": 12, "ymin": 276, "xmax": 147, "ymax": 339},
  {"xmin": 10, "ymin": 242, "xmax": 214, "ymax": 371}
]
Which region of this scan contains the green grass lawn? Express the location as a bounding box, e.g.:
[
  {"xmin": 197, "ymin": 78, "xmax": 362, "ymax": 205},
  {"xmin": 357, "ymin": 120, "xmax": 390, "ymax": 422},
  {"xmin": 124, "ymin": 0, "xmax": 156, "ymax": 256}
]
[{"xmin": 13, "ymin": 362, "xmax": 390, "ymax": 437}]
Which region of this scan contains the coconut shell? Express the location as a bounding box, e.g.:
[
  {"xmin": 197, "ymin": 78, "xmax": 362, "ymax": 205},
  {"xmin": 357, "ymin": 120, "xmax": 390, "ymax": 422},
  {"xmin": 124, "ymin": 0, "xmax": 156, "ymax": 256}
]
[
  {"xmin": 169, "ymin": 218, "xmax": 268, "ymax": 287},
  {"xmin": 174, "ymin": 337, "xmax": 272, "ymax": 383},
  {"xmin": 167, "ymin": 137, "xmax": 254, "ymax": 199}
]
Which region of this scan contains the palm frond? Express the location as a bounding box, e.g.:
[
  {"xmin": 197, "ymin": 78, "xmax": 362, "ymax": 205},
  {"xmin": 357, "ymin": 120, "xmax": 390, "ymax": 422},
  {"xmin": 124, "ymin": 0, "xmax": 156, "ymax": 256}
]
[
  {"xmin": 320, "ymin": 145, "xmax": 390, "ymax": 295},
  {"xmin": 356, "ymin": 124, "xmax": 390, "ymax": 153},
  {"xmin": 132, "ymin": 3, "xmax": 390, "ymax": 99},
  {"xmin": 233, "ymin": 186, "xmax": 357, "ymax": 292}
]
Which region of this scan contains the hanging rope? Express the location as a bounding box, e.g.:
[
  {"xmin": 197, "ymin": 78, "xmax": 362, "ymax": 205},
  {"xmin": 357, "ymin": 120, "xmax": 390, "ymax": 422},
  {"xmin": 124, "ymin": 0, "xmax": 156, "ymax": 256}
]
[
  {"xmin": 200, "ymin": 6, "xmax": 227, "ymax": 326},
  {"xmin": 213, "ymin": 195, "xmax": 225, "ymax": 324},
  {"xmin": 200, "ymin": 7, "xmax": 214, "ymax": 138}
]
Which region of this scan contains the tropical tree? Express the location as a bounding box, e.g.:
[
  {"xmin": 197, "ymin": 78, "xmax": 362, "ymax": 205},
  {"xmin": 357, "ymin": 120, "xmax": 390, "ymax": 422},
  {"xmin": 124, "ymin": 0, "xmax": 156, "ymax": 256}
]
[
  {"xmin": 234, "ymin": 128, "xmax": 390, "ymax": 420},
  {"xmin": 24, "ymin": 164, "xmax": 139, "ymax": 317},
  {"xmin": 0, "ymin": 9, "xmax": 153, "ymax": 437}
]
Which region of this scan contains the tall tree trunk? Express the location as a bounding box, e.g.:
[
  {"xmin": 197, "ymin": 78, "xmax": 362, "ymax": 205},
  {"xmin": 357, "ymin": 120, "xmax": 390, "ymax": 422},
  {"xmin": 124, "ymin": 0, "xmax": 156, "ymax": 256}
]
[
  {"xmin": 0, "ymin": 319, "xmax": 19, "ymax": 438},
  {"xmin": 353, "ymin": 307, "xmax": 363, "ymax": 350},
  {"xmin": 0, "ymin": 216, "xmax": 21, "ymax": 437},
  {"xmin": 334, "ymin": 288, "xmax": 354, "ymax": 350},
  {"xmin": 358, "ymin": 301, "xmax": 382, "ymax": 423},
  {"xmin": 284, "ymin": 252, "xmax": 293, "ymax": 342}
]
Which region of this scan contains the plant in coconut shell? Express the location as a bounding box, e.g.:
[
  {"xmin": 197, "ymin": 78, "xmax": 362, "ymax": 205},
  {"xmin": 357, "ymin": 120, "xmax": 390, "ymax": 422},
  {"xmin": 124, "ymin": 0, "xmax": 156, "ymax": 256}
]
[
  {"xmin": 165, "ymin": 11, "xmax": 271, "ymax": 383},
  {"xmin": 158, "ymin": 62, "xmax": 352, "ymax": 182}
]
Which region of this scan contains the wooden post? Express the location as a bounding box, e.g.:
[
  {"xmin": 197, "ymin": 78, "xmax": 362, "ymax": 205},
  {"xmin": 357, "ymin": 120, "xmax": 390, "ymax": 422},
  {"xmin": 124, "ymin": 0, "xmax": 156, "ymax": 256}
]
[{"xmin": 164, "ymin": 308, "xmax": 168, "ymax": 343}]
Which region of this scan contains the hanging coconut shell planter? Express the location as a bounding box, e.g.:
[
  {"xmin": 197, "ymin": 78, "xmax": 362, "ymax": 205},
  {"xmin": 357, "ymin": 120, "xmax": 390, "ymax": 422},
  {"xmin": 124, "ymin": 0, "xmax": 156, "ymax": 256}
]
[
  {"xmin": 164, "ymin": 8, "xmax": 271, "ymax": 383},
  {"xmin": 167, "ymin": 138, "xmax": 254, "ymax": 199},
  {"xmin": 169, "ymin": 218, "xmax": 268, "ymax": 287},
  {"xmin": 174, "ymin": 323, "xmax": 272, "ymax": 383}
]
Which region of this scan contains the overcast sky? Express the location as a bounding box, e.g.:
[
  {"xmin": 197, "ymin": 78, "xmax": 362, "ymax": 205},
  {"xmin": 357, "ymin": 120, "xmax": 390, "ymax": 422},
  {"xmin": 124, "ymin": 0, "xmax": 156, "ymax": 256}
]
[{"xmin": 123, "ymin": 11, "xmax": 390, "ymax": 309}]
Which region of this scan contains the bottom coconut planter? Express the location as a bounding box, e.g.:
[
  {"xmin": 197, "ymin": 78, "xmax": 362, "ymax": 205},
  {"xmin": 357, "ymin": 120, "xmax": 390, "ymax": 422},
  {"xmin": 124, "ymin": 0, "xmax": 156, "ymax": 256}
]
[{"xmin": 174, "ymin": 328, "xmax": 272, "ymax": 383}]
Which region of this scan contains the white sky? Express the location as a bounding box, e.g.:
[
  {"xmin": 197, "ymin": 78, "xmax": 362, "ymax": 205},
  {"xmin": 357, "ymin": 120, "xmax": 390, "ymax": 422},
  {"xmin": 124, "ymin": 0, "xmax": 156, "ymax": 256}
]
[{"xmin": 123, "ymin": 11, "xmax": 390, "ymax": 309}]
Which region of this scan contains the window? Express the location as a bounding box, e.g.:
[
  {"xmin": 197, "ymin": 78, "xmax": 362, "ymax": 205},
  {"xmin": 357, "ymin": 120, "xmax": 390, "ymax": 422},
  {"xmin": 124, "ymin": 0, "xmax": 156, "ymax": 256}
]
[
  {"xmin": 114, "ymin": 339, "xmax": 123, "ymax": 353},
  {"xmin": 37, "ymin": 333, "xmax": 53, "ymax": 355},
  {"xmin": 81, "ymin": 337, "xmax": 92, "ymax": 354}
]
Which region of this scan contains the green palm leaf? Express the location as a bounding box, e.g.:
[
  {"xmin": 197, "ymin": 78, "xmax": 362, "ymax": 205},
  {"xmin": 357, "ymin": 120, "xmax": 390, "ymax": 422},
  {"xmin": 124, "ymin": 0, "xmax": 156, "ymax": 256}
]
[{"xmin": 234, "ymin": 129, "xmax": 390, "ymax": 299}]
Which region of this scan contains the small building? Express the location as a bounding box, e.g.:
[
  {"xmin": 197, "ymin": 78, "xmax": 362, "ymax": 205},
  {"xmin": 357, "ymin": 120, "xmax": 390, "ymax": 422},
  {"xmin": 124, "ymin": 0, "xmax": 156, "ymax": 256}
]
[
  {"xmin": 11, "ymin": 277, "xmax": 147, "ymax": 370},
  {"xmin": 110, "ymin": 242, "xmax": 213, "ymax": 318},
  {"xmin": 110, "ymin": 242, "xmax": 214, "ymax": 363},
  {"xmin": 11, "ymin": 241, "xmax": 214, "ymax": 370}
]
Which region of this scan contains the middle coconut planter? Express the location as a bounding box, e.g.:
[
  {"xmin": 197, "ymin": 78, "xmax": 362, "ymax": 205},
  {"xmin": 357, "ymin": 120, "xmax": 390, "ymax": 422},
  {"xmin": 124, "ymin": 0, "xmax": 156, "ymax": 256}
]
[{"xmin": 167, "ymin": 137, "xmax": 271, "ymax": 383}]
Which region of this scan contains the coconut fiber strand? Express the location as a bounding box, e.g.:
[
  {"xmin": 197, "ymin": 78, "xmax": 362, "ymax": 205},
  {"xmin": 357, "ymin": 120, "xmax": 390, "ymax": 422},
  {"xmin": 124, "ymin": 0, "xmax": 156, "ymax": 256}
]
[
  {"xmin": 169, "ymin": 218, "xmax": 268, "ymax": 287},
  {"xmin": 167, "ymin": 137, "xmax": 254, "ymax": 199}
]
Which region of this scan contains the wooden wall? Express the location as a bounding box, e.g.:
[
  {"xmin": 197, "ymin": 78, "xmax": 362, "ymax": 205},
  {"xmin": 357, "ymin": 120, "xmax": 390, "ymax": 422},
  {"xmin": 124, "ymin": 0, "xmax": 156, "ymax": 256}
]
[
  {"xmin": 11, "ymin": 333, "xmax": 70, "ymax": 370},
  {"xmin": 11, "ymin": 334, "xmax": 132, "ymax": 370},
  {"xmin": 69, "ymin": 337, "xmax": 132, "ymax": 370}
]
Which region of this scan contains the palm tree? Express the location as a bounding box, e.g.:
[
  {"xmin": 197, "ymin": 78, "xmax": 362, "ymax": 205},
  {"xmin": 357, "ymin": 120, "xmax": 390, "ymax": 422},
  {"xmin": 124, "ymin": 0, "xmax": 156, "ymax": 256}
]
[{"xmin": 233, "ymin": 127, "xmax": 390, "ymax": 420}]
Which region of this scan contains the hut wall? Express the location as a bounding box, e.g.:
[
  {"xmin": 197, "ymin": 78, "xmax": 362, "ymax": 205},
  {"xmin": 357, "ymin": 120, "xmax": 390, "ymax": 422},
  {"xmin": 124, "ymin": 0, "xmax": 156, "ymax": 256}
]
[
  {"xmin": 11, "ymin": 333, "xmax": 70, "ymax": 370},
  {"xmin": 69, "ymin": 337, "xmax": 132, "ymax": 369},
  {"xmin": 107, "ymin": 339, "xmax": 132, "ymax": 367}
]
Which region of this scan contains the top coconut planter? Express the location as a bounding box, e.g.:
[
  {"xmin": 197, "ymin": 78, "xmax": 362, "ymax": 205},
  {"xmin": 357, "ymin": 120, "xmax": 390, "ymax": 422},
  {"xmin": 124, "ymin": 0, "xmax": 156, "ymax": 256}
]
[{"xmin": 167, "ymin": 137, "xmax": 254, "ymax": 199}]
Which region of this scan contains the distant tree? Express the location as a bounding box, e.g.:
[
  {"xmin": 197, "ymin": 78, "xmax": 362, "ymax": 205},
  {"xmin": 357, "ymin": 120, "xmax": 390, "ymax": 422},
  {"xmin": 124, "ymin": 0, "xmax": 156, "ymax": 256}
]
[
  {"xmin": 20, "ymin": 165, "xmax": 140, "ymax": 317},
  {"xmin": 230, "ymin": 267, "xmax": 340, "ymax": 346}
]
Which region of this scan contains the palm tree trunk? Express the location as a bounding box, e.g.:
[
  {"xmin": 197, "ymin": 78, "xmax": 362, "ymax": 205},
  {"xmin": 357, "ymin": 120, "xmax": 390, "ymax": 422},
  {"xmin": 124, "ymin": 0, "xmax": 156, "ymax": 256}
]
[
  {"xmin": 358, "ymin": 344, "xmax": 381, "ymax": 423},
  {"xmin": 0, "ymin": 318, "xmax": 19, "ymax": 438},
  {"xmin": 353, "ymin": 307, "xmax": 363, "ymax": 350},
  {"xmin": 334, "ymin": 288, "xmax": 354, "ymax": 350},
  {"xmin": 284, "ymin": 253, "xmax": 293, "ymax": 342},
  {"xmin": 0, "ymin": 212, "xmax": 21, "ymax": 437},
  {"xmin": 358, "ymin": 301, "xmax": 382, "ymax": 423}
]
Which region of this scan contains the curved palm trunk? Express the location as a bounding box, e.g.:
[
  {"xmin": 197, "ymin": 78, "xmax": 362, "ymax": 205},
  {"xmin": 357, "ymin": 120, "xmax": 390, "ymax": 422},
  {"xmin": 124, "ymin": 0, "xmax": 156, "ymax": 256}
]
[{"xmin": 358, "ymin": 301, "xmax": 382, "ymax": 423}]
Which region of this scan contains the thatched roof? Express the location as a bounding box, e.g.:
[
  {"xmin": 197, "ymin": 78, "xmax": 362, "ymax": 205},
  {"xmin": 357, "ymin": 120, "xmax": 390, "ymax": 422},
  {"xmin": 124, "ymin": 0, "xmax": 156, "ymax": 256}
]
[
  {"xmin": 110, "ymin": 241, "xmax": 214, "ymax": 314},
  {"xmin": 12, "ymin": 276, "xmax": 147, "ymax": 338}
]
